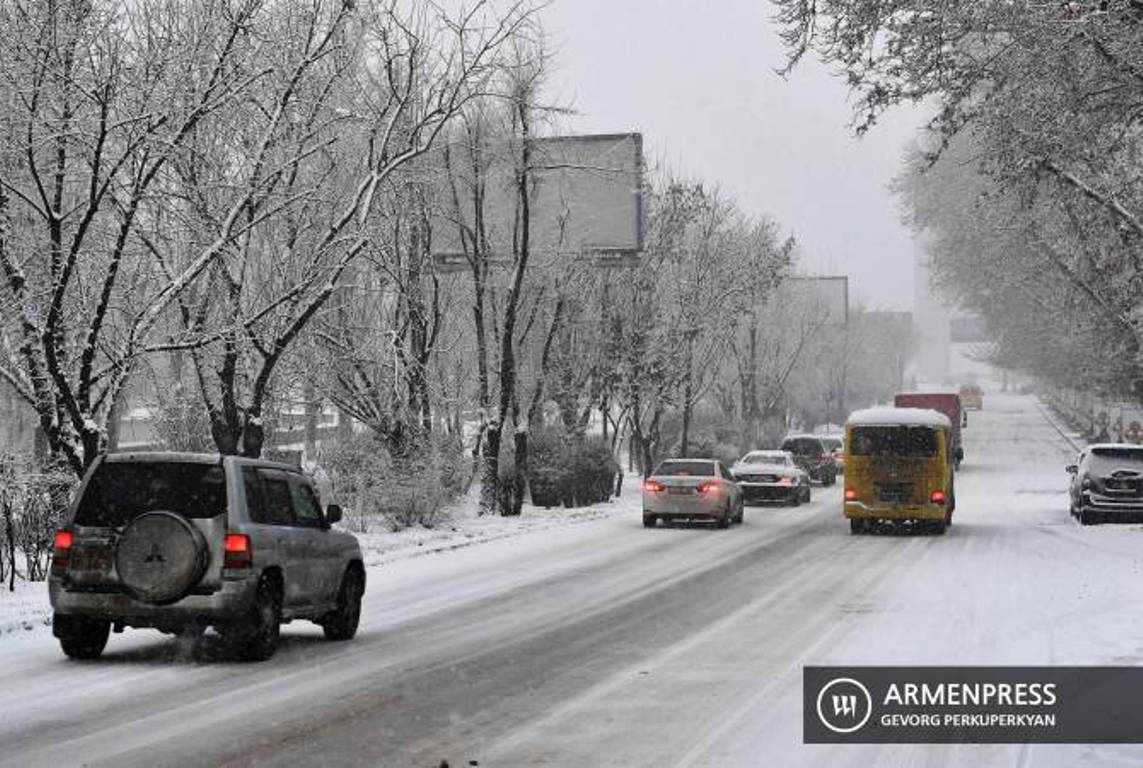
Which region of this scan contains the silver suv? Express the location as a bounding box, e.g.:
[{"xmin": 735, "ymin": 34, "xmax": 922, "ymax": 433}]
[{"xmin": 48, "ymin": 453, "xmax": 365, "ymax": 661}]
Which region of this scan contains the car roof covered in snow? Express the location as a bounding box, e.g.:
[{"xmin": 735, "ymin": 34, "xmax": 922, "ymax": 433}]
[{"xmin": 847, "ymin": 407, "xmax": 951, "ymax": 428}]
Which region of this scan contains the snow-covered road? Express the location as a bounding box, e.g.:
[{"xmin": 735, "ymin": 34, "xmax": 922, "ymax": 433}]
[{"xmin": 3, "ymin": 393, "xmax": 1143, "ymax": 767}]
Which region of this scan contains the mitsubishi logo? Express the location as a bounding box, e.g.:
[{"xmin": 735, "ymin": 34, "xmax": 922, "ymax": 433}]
[{"xmin": 144, "ymin": 543, "xmax": 166, "ymax": 564}]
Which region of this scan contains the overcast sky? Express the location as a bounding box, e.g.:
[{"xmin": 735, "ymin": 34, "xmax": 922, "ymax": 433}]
[{"xmin": 540, "ymin": 0, "xmax": 929, "ymax": 312}]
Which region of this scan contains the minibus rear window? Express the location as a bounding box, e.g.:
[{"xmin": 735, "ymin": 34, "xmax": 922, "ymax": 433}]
[{"xmin": 850, "ymin": 426, "xmax": 939, "ymax": 457}]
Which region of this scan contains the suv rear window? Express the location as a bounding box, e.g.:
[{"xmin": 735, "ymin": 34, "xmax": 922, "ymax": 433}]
[
  {"xmin": 850, "ymin": 426, "xmax": 939, "ymax": 457},
  {"xmin": 653, "ymin": 460, "xmax": 715, "ymax": 476},
  {"xmin": 75, "ymin": 461, "xmax": 227, "ymax": 527},
  {"xmin": 782, "ymin": 438, "xmax": 822, "ymax": 455}
]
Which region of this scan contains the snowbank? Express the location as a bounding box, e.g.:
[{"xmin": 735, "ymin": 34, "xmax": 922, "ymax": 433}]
[{"xmin": 0, "ymin": 475, "xmax": 642, "ymax": 638}]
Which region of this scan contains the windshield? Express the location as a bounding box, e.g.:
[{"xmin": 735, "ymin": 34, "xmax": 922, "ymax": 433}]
[
  {"xmin": 850, "ymin": 426, "xmax": 939, "ymax": 457},
  {"xmin": 653, "ymin": 460, "xmax": 715, "ymax": 477},
  {"xmin": 74, "ymin": 461, "xmax": 227, "ymax": 527}
]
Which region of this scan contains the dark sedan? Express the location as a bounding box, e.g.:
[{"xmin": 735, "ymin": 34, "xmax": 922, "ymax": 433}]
[
  {"xmin": 731, "ymin": 450, "xmax": 812, "ymax": 506},
  {"xmin": 780, "ymin": 435, "xmax": 838, "ymax": 485}
]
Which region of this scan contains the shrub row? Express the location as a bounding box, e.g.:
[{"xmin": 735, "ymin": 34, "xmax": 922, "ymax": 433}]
[{"xmin": 526, "ymin": 431, "xmax": 619, "ymax": 509}]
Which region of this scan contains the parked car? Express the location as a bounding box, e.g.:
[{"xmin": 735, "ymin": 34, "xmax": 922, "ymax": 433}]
[
  {"xmin": 48, "ymin": 453, "xmax": 365, "ymax": 661},
  {"xmin": 642, "ymin": 459, "xmax": 743, "ymax": 528},
  {"xmin": 819, "ymin": 435, "xmax": 845, "ymax": 473},
  {"xmin": 1067, "ymin": 444, "xmax": 1143, "ymax": 525},
  {"xmin": 780, "ymin": 435, "xmax": 838, "ymax": 485},
  {"xmin": 731, "ymin": 450, "xmax": 811, "ymax": 506}
]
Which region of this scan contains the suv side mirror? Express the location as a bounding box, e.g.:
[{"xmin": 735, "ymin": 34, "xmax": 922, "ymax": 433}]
[
  {"xmin": 325, "ymin": 504, "xmax": 343, "ymax": 525},
  {"xmin": 1065, "ymin": 465, "xmax": 1078, "ymax": 474}
]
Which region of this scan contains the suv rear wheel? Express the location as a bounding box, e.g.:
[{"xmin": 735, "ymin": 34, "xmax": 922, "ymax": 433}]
[
  {"xmin": 234, "ymin": 575, "xmax": 281, "ymax": 661},
  {"xmin": 322, "ymin": 567, "xmax": 364, "ymax": 641},
  {"xmin": 55, "ymin": 614, "xmax": 111, "ymax": 660}
]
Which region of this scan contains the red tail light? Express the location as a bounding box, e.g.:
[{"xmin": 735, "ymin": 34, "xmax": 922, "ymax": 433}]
[
  {"xmin": 930, "ymin": 490, "xmax": 947, "ymax": 505},
  {"xmin": 223, "ymin": 533, "xmax": 253, "ymax": 570},
  {"xmin": 778, "ymin": 476, "xmax": 794, "ymax": 486},
  {"xmin": 644, "ymin": 480, "xmax": 665, "ymax": 493},
  {"xmin": 844, "ymin": 489, "xmax": 857, "ymax": 501},
  {"xmin": 696, "ymin": 482, "xmax": 720, "ymax": 494},
  {"xmin": 51, "ymin": 529, "xmax": 73, "ymax": 575}
]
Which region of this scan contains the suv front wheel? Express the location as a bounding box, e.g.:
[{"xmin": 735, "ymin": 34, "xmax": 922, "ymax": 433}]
[
  {"xmin": 55, "ymin": 614, "xmax": 111, "ymax": 660},
  {"xmin": 322, "ymin": 567, "xmax": 364, "ymax": 641}
]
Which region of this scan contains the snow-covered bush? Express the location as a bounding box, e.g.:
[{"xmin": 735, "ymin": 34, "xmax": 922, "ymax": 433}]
[
  {"xmin": 319, "ymin": 432, "xmax": 464, "ymax": 532},
  {"xmin": 151, "ymin": 382, "xmax": 214, "ymax": 453},
  {"xmin": 0, "ymin": 455, "xmax": 76, "ymax": 588},
  {"xmin": 526, "ymin": 430, "xmax": 619, "ymax": 509}
]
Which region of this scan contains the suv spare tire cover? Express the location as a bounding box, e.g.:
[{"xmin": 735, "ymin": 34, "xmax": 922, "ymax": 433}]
[{"xmin": 115, "ymin": 511, "xmax": 209, "ymax": 605}]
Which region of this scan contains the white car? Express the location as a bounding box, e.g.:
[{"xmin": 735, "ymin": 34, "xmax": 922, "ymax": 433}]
[
  {"xmin": 731, "ymin": 450, "xmax": 812, "ymax": 506},
  {"xmin": 642, "ymin": 459, "xmax": 744, "ymax": 528}
]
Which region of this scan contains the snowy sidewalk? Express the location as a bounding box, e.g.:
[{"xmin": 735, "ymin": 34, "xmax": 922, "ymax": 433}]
[{"xmin": 0, "ymin": 478, "xmax": 641, "ymax": 638}]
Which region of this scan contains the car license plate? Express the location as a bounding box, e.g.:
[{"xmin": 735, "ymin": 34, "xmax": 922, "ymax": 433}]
[
  {"xmin": 71, "ymin": 549, "xmax": 111, "ymax": 572},
  {"xmin": 668, "ymin": 486, "xmax": 691, "ymax": 495},
  {"xmin": 877, "ymin": 484, "xmax": 910, "ymax": 503}
]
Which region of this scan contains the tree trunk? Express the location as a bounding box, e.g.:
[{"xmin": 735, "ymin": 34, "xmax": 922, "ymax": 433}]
[
  {"xmin": 478, "ymin": 421, "xmax": 501, "ymax": 515},
  {"xmin": 509, "ymin": 428, "xmax": 527, "ymax": 516},
  {"xmin": 105, "ymin": 387, "xmax": 126, "ymax": 453},
  {"xmin": 304, "ymin": 382, "xmax": 319, "ymax": 459},
  {"xmin": 680, "ymin": 334, "xmax": 695, "ymax": 456}
]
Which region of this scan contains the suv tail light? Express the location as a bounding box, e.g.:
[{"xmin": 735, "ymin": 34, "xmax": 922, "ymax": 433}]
[
  {"xmin": 930, "ymin": 490, "xmax": 947, "ymax": 505},
  {"xmin": 778, "ymin": 476, "xmax": 794, "ymax": 486},
  {"xmin": 223, "ymin": 533, "xmax": 253, "ymax": 570},
  {"xmin": 51, "ymin": 529, "xmax": 73, "ymax": 575},
  {"xmin": 643, "ymin": 480, "xmax": 665, "ymax": 493}
]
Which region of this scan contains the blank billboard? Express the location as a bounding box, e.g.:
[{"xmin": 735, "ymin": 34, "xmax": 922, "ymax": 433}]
[
  {"xmin": 432, "ymin": 133, "xmax": 643, "ymax": 268},
  {"xmin": 775, "ymin": 276, "xmax": 849, "ymax": 327}
]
